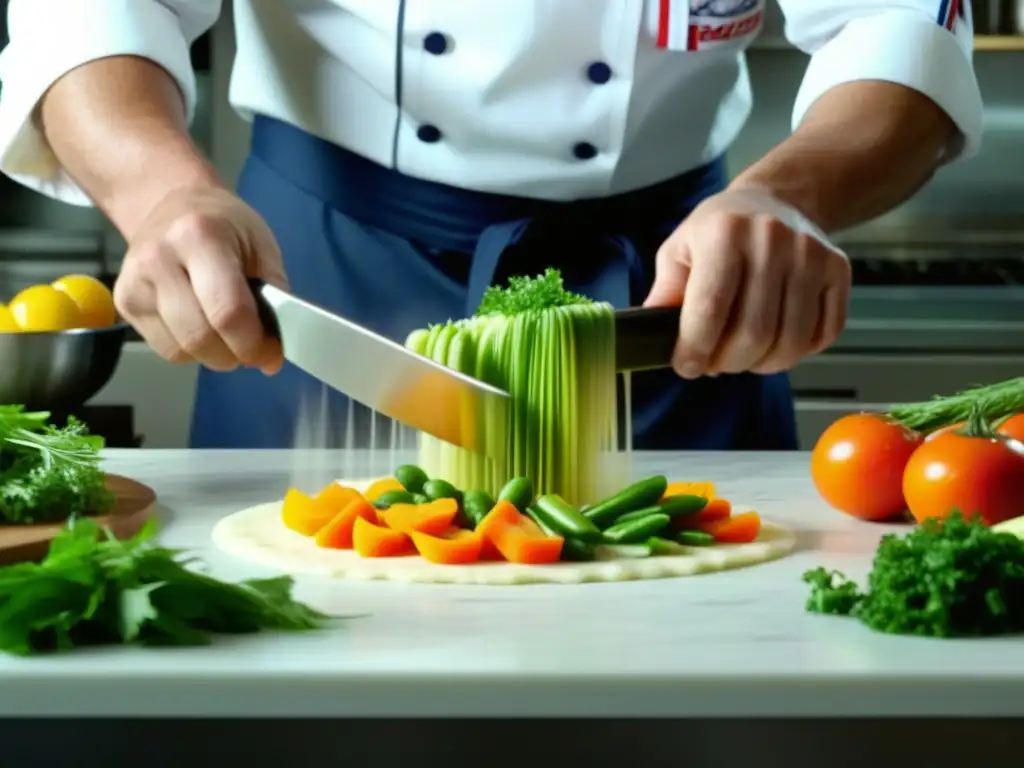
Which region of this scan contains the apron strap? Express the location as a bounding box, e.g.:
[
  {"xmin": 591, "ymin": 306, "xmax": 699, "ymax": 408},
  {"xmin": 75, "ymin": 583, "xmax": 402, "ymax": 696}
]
[{"xmin": 465, "ymin": 219, "xmax": 531, "ymax": 316}]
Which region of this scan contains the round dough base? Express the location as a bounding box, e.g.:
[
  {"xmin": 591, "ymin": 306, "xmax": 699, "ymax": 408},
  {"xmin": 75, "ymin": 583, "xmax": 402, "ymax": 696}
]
[{"xmin": 212, "ymin": 480, "xmax": 797, "ymax": 585}]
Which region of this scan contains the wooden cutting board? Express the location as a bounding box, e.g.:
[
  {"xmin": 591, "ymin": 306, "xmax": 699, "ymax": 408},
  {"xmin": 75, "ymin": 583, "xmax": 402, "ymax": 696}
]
[{"xmin": 0, "ymin": 474, "xmax": 157, "ymax": 565}]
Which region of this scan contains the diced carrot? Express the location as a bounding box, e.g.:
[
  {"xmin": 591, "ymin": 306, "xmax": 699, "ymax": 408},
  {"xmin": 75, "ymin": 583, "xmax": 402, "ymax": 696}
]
[
  {"xmin": 476, "ymin": 500, "xmax": 522, "ymax": 540},
  {"xmin": 700, "ymin": 510, "xmax": 761, "ymax": 544},
  {"xmin": 479, "ymin": 539, "xmax": 505, "ymax": 561},
  {"xmin": 314, "ymin": 497, "xmax": 379, "ymax": 549},
  {"xmin": 663, "ymin": 480, "xmax": 716, "ymax": 501},
  {"xmin": 477, "ymin": 500, "xmax": 563, "ymax": 565},
  {"xmin": 410, "ymin": 527, "xmax": 483, "ymax": 564},
  {"xmin": 364, "ymin": 477, "xmax": 405, "ymax": 503},
  {"xmin": 282, "ymin": 488, "xmax": 343, "ymax": 537},
  {"xmin": 379, "ymin": 498, "xmax": 458, "ymax": 536},
  {"xmin": 317, "ymin": 482, "xmax": 361, "ymax": 512},
  {"xmin": 674, "ymin": 497, "xmax": 733, "ymax": 529},
  {"xmin": 352, "ymin": 516, "xmax": 415, "ymax": 557}
]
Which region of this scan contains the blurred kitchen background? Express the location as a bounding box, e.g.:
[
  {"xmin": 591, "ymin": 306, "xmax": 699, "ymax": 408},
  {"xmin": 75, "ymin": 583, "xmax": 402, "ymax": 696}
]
[{"xmin": 1, "ymin": 2, "xmax": 1023, "ymax": 449}]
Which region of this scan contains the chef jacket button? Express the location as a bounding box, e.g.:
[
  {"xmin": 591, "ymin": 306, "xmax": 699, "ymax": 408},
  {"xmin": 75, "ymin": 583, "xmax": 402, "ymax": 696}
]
[
  {"xmin": 424, "ymin": 32, "xmax": 449, "ymax": 55},
  {"xmin": 417, "ymin": 124, "xmax": 443, "ymax": 143},
  {"xmin": 586, "ymin": 61, "xmax": 613, "ymax": 85},
  {"xmin": 572, "ymin": 142, "xmax": 598, "ymax": 160}
]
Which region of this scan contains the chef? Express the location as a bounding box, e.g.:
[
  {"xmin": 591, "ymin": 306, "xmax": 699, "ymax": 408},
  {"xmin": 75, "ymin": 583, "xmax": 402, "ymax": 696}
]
[{"xmin": 0, "ymin": 1, "xmax": 982, "ymax": 451}]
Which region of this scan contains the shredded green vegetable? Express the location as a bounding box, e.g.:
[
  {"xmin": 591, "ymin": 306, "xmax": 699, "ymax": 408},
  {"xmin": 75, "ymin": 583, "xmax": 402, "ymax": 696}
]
[{"xmin": 405, "ymin": 269, "xmax": 621, "ymax": 505}]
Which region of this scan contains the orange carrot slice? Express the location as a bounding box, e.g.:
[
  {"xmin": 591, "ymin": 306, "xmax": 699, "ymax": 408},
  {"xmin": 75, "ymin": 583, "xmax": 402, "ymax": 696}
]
[
  {"xmin": 282, "ymin": 488, "xmax": 342, "ymax": 536},
  {"xmin": 379, "ymin": 498, "xmax": 458, "ymax": 536},
  {"xmin": 410, "ymin": 527, "xmax": 483, "ymax": 564},
  {"xmin": 314, "ymin": 497, "xmax": 379, "ymax": 549},
  {"xmin": 700, "ymin": 510, "xmax": 761, "ymax": 544},
  {"xmin": 478, "ymin": 500, "xmax": 563, "ymax": 565},
  {"xmin": 476, "ymin": 500, "xmax": 520, "ymax": 539},
  {"xmin": 317, "ymin": 482, "xmax": 361, "ymax": 511},
  {"xmin": 674, "ymin": 497, "xmax": 732, "ymax": 529},
  {"xmin": 353, "ymin": 516, "xmax": 415, "ymax": 557},
  {"xmin": 364, "ymin": 477, "xmax": 405, "ymax": 503},
  {"xmin": 663, "ymin": 480, "xmax": 716, "ymax": 501},
  {"xmin": 476, "ymin": 500, "xmax": 518, "ymax": 560}
]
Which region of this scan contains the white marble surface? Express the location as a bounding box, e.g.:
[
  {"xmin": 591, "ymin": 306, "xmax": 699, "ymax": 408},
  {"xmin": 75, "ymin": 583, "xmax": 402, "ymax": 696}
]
[{"xmin": 2, "ymin": 449, "xmax": 1023, "ymax": 718}]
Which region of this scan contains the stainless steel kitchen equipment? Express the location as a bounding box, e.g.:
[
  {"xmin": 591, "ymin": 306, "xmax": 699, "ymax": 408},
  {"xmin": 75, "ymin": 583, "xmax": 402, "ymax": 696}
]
[
  {"xmin": 250, "ymin": 279, "xmax": 511, "ymax": 451},
  {"xmin": 791, "ymin": 242, "xmax": 1024, "ymax": 447},
  {"xmin": 250, "ymin": 279, "xmax": 697, "ymax": 450},
  {"xmin": 0, "ymin": 324, "xmax": 129, "ymax": 411}
]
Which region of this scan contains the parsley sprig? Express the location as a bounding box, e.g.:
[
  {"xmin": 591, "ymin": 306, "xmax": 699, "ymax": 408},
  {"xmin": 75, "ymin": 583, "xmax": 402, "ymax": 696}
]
[
  {"xmin": 804, "ymin": 512, "xmax": 1024, "ymax": 637},
  {"xmin": 0, "ymin": 405, "xmax": 113, "ymax": 524},
  {"xmin": 0, "ymin": 517, "xmax": 327, "ymax": 655},
  {"xmin": 476, "ymin": 268, "xmax": 593, "ymax": 316}
]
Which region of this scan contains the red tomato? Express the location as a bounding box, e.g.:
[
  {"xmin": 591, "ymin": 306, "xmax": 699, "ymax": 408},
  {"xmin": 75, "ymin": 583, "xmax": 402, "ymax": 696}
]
[
  {"xmin": 902, "ymin": 427, "xmax": 1024, "ymax": 526},
  {"xmin": 923, "ymin": 420, "xmax": 966, "ymax": 442},
  {"xmin": 810, "ymin": 413, "xmax": 923, "ymax": 521},
  {"xmin": 996, "ymin": 413, "xmax": 1024, "ymax": 442}
]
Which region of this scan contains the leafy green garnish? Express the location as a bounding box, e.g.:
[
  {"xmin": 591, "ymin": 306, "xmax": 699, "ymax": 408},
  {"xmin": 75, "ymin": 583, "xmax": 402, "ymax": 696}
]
[
  {"xmin": 888, "ymin": 376, "xmax": 1024, "ymax": 433},
  {"xmin": 0, "ymin": 517, "xmax": 327, "ymax": 655},
  {"xmin": 803, "ymin": 511, "xmax": 1024, "ymax": 637},
  {"xmin": 0, "ymin": 405, "xmax": 113, "ymax": 524},
  {"xmin": 476, "ymin": 268, "xmax": 593, "ymax": 316}
]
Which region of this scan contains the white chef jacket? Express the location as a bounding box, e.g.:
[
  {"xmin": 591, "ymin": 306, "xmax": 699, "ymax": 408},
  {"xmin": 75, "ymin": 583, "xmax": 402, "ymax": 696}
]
[{"xmin": 0, "ymin": 0, "xmax": 983, "ymax": 206}]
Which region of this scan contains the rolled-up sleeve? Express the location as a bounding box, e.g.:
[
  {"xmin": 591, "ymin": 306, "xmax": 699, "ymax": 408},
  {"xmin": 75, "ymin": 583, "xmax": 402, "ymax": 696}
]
[
  {"xmin": 777, "ymin": 1, "xmax": 983, "ymax": 162},
  {"xmin": 0, "ymin": 0, "xmax": 221, "ymax": 206}
]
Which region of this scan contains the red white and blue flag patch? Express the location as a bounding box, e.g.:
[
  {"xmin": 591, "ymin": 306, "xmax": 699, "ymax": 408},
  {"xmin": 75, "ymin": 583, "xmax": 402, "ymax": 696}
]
[
  {"xmin": 654, "ymin": 0, "xmax": 764, "ymax": 52},
  {"xmin": 936, "ymin": 0, "xmax": 967, "ymax": 32}
]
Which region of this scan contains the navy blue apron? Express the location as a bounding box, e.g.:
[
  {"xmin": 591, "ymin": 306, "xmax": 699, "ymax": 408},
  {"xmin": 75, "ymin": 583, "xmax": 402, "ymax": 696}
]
[{"xmin": 189, "ymin": 117, "xmax": 798, "ymax": 451}]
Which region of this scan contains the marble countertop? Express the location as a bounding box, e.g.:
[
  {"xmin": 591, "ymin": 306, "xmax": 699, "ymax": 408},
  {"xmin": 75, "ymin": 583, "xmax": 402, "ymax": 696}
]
[{"xmin": 2, "ymin": 449, "xmax": 1022, "ymax": 718}]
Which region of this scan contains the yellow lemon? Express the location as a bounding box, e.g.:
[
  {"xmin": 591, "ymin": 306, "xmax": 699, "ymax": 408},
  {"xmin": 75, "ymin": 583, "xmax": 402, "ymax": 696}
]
[
  {"xmin": 51, "ymin": 274, "xmax": 117, "ymax": 328},
  {"xmin": 0, "ymin": 304, "xmax": 20, "ymax": 332},
  {"xmin": 9, "ymin": 285, "xmax": 83, "ymax": 332}
]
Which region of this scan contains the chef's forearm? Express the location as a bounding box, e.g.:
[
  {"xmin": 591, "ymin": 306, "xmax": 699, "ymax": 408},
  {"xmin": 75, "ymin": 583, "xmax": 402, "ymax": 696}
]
[
  {"xmin": 729, "ymin": 80, "xmax": 957, "ymax": 233},
  {"xmin": 38, "ymin": 55, "xmax": 221, "ymax": 239}
]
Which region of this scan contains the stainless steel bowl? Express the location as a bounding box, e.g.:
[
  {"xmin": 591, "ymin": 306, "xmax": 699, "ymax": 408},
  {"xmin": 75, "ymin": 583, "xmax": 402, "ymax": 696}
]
[{"xmin": 0, "ymin": 324, "xmax": 129, "ymax": 411}]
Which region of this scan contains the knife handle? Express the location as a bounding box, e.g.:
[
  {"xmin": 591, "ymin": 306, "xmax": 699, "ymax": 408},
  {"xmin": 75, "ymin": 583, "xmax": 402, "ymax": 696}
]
[
  {"xmin": 614, "ymin": 306, "xmax": 680, "ymax": 372},
  {"xmin": 247, "ymin": 277, "xmax": 283, "ymax": 342}
]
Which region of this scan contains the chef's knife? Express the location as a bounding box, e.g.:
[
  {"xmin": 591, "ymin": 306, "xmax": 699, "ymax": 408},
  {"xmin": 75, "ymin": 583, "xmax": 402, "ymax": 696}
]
[
  {"xmin": 247, "ymin": 279, "xmax": 510, "ymax": 452},
  {"xmin": 613, "ymin": 306, "xmax": 679, "ymax": 372},
  {"xmin": 247, "ymin": 280, "xmax": 679, "ymax": 446}
]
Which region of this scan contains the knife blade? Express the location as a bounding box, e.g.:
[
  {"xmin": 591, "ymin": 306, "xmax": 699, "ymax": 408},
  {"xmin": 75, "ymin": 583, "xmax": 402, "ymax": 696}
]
[
  {"xmin": 248, "ymin": 280, "xmax": 679, "ymax": 447},
  {"xmin": 248, "ymin": 279, "xmax": 510, "ymax": 452}
]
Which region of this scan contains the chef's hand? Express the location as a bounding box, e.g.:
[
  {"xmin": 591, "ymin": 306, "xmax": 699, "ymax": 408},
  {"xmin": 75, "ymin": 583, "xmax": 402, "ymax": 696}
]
[
  {"xmin": 644, "ymin": 187, "xmax": 851, "ymax": 379},
  {"xmin": 114, "ymin": 186, "xmax": 287, "ymax": 374}
]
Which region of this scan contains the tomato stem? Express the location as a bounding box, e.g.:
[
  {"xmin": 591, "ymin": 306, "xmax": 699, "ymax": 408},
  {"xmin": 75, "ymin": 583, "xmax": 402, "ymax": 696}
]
[{"xmin": 960, "ymin": 403, "xmax": 999, "ymax": 439}]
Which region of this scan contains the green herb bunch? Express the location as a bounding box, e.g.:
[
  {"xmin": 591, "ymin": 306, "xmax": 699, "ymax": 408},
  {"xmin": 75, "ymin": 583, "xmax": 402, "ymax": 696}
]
[
  {"xmin": 888, "ymin": 377, "xmax": 1024, "ymax": 433},
  {"xmin": 476, "ymin": 268, "xmax": 593, "ymax": 316},
  {"xmin": 0, "ymin": 518, "xmax": 326, "ymax": 655},
  {"xmin": 804, "ymin": 512, "xmax": 1024, "ymax": 638},
  {"xmin": 0, "ymin": 405, "xmax": 113, "ymax": 524}
]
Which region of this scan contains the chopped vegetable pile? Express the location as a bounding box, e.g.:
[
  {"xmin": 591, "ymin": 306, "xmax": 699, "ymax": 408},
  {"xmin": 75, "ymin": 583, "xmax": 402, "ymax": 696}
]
[
  {"xmin": 0, "ymin": 405, "xmax": 113, "ymax": 524},
  {"xmin": 0, "ymin": 517, "xmax": 326, "ymax": 656},
  {"xmin": 405, "ymin": 268, "xmax": 619, "ymax": 506},
  {"xmin": 281, "ymin": 463, "xmax": 762, "ymax": 565},
  {"xmin": 803, "ymin": 511, "xmax": 1024, "ymax": 638}
]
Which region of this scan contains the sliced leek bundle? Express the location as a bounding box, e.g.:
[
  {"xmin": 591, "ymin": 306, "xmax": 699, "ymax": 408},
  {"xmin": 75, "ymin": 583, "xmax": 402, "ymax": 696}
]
[{"xmin": 404, "ymin": 270, "xmax": 622, "ymax": 505}]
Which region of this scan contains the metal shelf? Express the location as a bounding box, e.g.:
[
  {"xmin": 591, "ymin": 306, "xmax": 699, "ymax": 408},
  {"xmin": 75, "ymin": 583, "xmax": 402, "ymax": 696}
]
[
  {"xmin": 752, "ymin": 34, "xmax": 1024, "ymax": 52},
  {"xmin": 974, "ymin": 34, "xmax": 1024, "ymax": 51}
]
